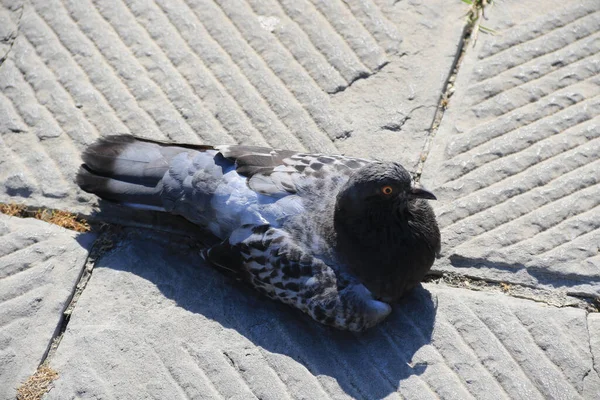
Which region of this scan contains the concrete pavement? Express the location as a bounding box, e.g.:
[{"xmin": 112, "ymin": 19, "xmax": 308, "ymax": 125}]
[{"xmin": 1, "ymin": 0, "xmax": 598, "ymax": 398}]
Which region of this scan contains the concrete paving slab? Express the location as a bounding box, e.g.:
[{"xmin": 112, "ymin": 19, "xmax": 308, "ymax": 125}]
[
  {"xmin": 588, "ymin": 313, "xmax": 600, "ymax": 382},
  {"xmin": 589, "ymin": 313, "xmax": 600, "ymax": 381},
  {"xmin": 0, "ymin": 214, "xmax": 95, "ymax": 400},
  {"xmin": 46, "ymin": 229, "xmax": 600, "ymax": 399},
  {"xmin": 422, "ymin": 0, "xmax": 600, "ymax": 298},
  {"xmin": 0, "ymin": 0, "xmax": 465, "ymax": 215},
  {"xmin": 3, "ymin": 0, "xmax": 597, "ymax": 398}
]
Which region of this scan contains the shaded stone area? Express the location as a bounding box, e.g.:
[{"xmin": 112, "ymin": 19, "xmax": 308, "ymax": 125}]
[{"xmin": 47, "ymin": 229, "xmax": 600, "ymax": 399}]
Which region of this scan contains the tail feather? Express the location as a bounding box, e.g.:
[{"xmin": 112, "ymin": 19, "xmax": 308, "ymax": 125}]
[
  {"xmin": 77, "ymin": 135, "xmax": 195, "ymax": 208},
  {"xmin": 77, "ymin": 165, "xmax": 165, "ymax": 208},
  {"xmin": 81, "ymin": 135, "xmax": 172, "ymax": 184}
]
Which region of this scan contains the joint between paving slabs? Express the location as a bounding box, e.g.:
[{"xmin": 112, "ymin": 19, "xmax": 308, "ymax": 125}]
[
  {"xmin": 588, "ymin": 315, "xmax": 600, "ymax": 379},
  {"xmin": 15, "ymin": 227, "xmax": 118, "ymax": 399},
  {"xmin": 0, "ymin": 2, "xmax": 24, "ymax": 68},
  {"xmin": 0, "ymin": 203, "xmax": 92, "ymax": 232},
  {"xmin": 414, "ymin": 27, "xmax": 467, "ymax": 179},
  {"xmin": 414, "ymin": 1, "xmax": 494, "ymax": 180},
  {"xmin": 425, "ymin": 271, "xmax": 600, "ymax": 313},
  {"xmin": 41, "ymin": 229, "xmax": 118, "ymax": 365}
]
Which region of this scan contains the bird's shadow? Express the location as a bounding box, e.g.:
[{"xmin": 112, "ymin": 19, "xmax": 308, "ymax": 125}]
[{"xmin": 80, "ymin": 207, "xmax": 438, "ymax": 399}]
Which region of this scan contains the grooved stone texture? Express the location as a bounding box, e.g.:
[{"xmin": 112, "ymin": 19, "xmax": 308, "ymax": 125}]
[
  {"xmin": 46, "ymin": 229, "xmax": 600, "ymax": 399},
  {"xmin": 422, "ymin": 0, "xmax": 600, "ymax": 298},
  {"xmin": 0, "ymin": 214, "xmax": 95, "ymax": 400},
  {"xmin": 3, "ymin": 0, "xmax": 599, "ymax": 399},
  {"xmin": 590, "ymin": 314, "xmax": 600, "ymax": 380},
  {"xmin": 0, "ymin": 0, "xmax": 464, "ymax": 215}
]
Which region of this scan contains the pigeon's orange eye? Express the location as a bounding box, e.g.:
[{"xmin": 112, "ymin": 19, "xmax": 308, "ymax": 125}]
[{"xmin": 381, "ymin": 186, "xmax": 393, "ymax": 195}]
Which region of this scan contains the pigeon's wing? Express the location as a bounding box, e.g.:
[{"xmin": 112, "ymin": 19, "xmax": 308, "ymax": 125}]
[
  {"xmin": 79, "ymin": 135, "xmax": 371, "ymax": 204},
  {"xmin": 204, "ymin": 224, "xmax": 391, "ymax": 331},
  {"xmin": 215, "ymin": 145, "xmax": 372, "ymax": 197}
]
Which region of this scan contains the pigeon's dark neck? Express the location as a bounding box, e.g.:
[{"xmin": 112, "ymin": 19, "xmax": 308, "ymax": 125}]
[
  {"xmin": 333, "ymin": 200, "xmax": 439, "ymax": 302},
  {"xmin": 334, "ymin": 199, "xmax": 414, "ymax": 244}
]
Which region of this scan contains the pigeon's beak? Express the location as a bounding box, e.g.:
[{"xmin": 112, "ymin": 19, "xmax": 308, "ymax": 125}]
[{"xmin": 410, "ymin": 185, "xmax": 437, "ymax": 200}]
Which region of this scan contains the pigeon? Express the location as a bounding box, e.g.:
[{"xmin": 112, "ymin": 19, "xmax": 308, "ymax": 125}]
[{"xmin": 77, "ymin": 135, "xmax": 440, "ymax": 331}]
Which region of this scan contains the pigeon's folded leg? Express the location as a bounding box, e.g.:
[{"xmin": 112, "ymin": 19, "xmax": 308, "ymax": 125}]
[{"xmin": 205, "ymin": 224, "xmax": 392, "ymax": 331}]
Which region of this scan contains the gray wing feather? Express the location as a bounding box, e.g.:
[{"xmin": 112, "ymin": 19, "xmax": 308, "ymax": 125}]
[
  {"xmin": 79, "ymin": 136, "xmax": 370, "ymax": 204},
  {"xmin": 78, "ymin": 136, "xmax": 369, "ymax": 235},
  {"xmin": 206, "ymin": 224, "xmax": 392, "ymax": 331},
  {"xmin": 217, "ymin": 145, "xmax": 371, "ymax": 197}
]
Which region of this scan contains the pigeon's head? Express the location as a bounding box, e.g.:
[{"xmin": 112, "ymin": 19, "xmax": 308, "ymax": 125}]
[
  {"xmin": 334, "ymin": 162, "xmax": 440, "ymax": 302},
  {"xmin": 335, "ymin": 162, "xmax": 436, "ymax": 222}
]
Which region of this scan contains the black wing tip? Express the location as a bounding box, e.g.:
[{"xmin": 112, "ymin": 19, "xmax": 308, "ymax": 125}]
[
  {"xmin": 80, "ymin": 135, "xmax": 135, "ymax": 166},
  {"xmin": 75, "ymin": 164, "xmax": 89, "ymax": 184},
  {"xmin": 75, "ymin": 164, "xmax": 105, "ymax": 198},
  {"xmin": 83, "ymin": 134, "xmax": 137, "ymax": 155},
  {"xmin": 76, "ymin": 164, "xmax": 107, "ymax": 193}
]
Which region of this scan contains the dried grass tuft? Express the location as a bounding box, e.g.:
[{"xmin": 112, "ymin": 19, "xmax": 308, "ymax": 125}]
[
  {"xmin": 34, "ymin": 209, "xmax": 91, "ymax": 232},
  {"xmin": 16, "ymin": 365, "xmax": 59, "ymax": 400},
  {"xmin": 0, "ymin": 203, "xmax": 91, "ymax": 232},
  {"xmin": 0, "ymin": 202, "xmax": 27, "ymax": 217}
]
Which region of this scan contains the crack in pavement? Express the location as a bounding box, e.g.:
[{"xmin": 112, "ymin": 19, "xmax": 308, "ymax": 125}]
[
  {"xmin": 425, "ymin": 270, "xmax": 600, "ymax": 312},
  {"xmin": 414, "ymin": 10, "xmax": 487, "ymax": 180},
  {"xmin": 381, "ymin": 105, "xmax": 432, "ymax": 133},
  {"xmin": 330, "ymin": 60, "xmax": 393, "ymax": 95},
  {"xmin": 0, "ymin": 2, "xmax": 24, "ymax": 68},
  {"xmin": 38, "ymin": 229, "xmax": 118, "ymax": 367}
]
